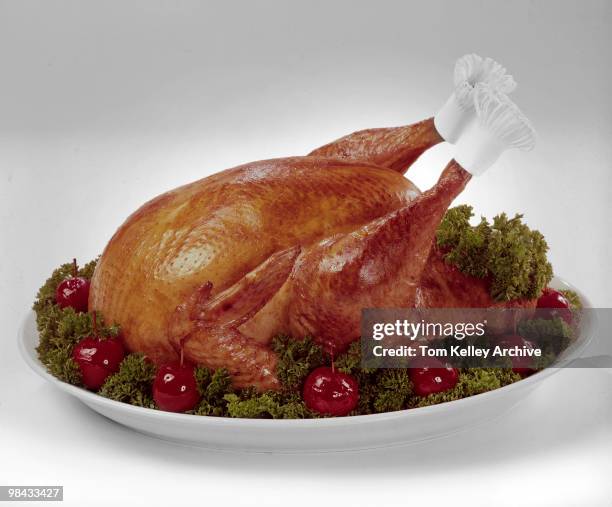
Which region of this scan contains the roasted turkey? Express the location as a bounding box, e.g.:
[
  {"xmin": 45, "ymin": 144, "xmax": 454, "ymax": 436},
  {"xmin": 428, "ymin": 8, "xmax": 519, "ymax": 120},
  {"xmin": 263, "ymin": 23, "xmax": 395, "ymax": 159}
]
[{"xmin": 89, "ymin": 117, "xmax": 532, "ymax": 390}]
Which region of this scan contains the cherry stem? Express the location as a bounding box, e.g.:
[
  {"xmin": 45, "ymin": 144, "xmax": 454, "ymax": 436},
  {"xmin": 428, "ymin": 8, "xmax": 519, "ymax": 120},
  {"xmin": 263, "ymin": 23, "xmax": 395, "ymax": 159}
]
[
  {"xmin": 327, "ymin": 345, "xmax": 335, "ymax": 373},
  {"xmin": 91, "ymin": 312, "xmax": 98, "ymax": 338},
  {"xmin": 72, "ymin": 258, "xmax": 78, "ymax": 278},
  {"xmin": 179, "ymin": 337, "xmax": 186, "ymax": 368}
]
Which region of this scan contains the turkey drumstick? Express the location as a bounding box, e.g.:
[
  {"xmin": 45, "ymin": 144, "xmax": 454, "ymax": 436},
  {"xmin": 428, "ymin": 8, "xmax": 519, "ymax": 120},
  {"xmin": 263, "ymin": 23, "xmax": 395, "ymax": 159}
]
[
  {"xmin": 308, "ymin": 54, "xmax": 516, "ymax": 174},
  {"xmin": 309, "ymin": 117, "xmax": 443, "ymax": 174}
]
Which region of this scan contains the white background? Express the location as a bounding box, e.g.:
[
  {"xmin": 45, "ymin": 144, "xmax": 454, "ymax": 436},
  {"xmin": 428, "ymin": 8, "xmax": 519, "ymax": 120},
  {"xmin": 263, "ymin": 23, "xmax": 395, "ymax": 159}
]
[{"xmin": 1, "ymin": 1, "xmax": 610, "ymax": 506}]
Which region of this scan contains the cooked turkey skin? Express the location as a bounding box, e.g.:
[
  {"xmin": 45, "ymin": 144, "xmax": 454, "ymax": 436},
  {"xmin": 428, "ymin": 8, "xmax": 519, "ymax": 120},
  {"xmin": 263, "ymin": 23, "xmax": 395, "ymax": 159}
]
[{"xmin": 89, "ymin": 156, "xmax": 421, "ymax": 364}]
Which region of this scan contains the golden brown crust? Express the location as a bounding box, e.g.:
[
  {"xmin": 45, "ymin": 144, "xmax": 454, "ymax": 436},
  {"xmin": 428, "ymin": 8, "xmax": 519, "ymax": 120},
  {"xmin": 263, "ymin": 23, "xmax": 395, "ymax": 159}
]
[{"xmin": 89, "ymin": 157, "xmax": 420, "ymax": 368}]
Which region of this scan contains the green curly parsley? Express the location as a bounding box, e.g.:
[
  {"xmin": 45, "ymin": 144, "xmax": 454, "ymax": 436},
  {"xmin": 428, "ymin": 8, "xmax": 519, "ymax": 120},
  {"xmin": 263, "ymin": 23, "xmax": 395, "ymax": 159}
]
[
  {"xmin": 99, "ymin": 354, "xmax": 157, "ymax": 408},
  {"xmin": 371, "ymin": 370, "xmax": 413, "ymax": 413},
  {"xmin": 436, "ymin": 205, "xmax": 553, "ymax": 301},
  {"xmin": 224, "ymin": 390, "xmax": 313, "ymax": 419},
  {"xmin": 407, "ymin": 368, "xmax": 521, "ymax": 408},
  {"xmin": 191, "ymin": 367, "xmax": 233, "ymax": 416},
  {"xmin": 518, "ymin": 316, "xmax": 573, "ymax": 356},
  {"xmin": 272, "ymin": 334, "xmax": 325, "ymax": 389}
]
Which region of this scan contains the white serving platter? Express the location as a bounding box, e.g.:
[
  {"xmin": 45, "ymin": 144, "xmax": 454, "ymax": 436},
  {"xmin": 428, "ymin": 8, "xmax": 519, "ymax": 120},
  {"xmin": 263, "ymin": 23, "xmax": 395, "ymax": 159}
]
[{"xmin": 19, "ymin": 276, "xmax": 593, "ymax": 453}]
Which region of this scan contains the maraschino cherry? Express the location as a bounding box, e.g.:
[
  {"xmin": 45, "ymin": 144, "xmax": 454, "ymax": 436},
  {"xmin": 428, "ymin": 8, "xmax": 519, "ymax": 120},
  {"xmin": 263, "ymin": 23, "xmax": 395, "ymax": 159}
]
[
  {"xmin": 55, "ymin": 258, "xmax": 90, "ymax": 312},
  {"xmin": 153, "ymin": 358, "xmax": 201, "ymax": 413},
  {"xmin": 497, "ymin": 334, "xmax": 537, "ymax": 377},
  {"xmin": 303, "ymin": 366, "xmax": 359, "ymax": 416},
  {"xmin": 72, "ymin": 314, "xmax": 125, "ymax": 390},
  {"xmin": 409, "ymin": 358, "xmax": 459, "ymax": 396},
  {"xmin": 537, "ymin": 287, "xmax": 572, "ymax": 324}
]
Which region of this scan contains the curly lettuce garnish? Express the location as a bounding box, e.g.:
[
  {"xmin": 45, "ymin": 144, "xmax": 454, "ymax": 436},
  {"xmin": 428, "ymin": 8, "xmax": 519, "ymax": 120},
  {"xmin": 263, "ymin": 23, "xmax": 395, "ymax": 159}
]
[{"xmin": 436, "ymin": 205, "xmax": 553, "ymax": 301}]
